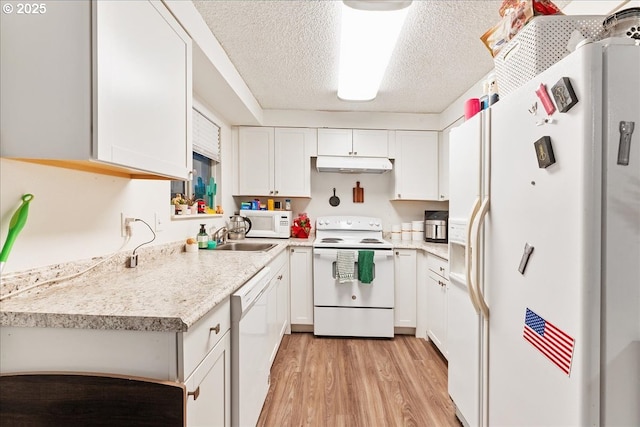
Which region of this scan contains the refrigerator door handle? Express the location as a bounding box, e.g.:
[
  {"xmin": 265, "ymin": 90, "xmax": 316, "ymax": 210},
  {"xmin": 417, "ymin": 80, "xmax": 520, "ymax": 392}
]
[
  {"xmin": 472, "ymin": 196, "xmax": 491, "ymax": 318},
  {"xmin": 466, "ymin": 197, "xmax": 482, "ymax": 313}
]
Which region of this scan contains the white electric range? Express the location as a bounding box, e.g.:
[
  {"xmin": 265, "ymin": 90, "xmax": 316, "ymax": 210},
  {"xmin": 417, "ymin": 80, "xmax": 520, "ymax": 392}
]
[{"xmin": 312, "ymin": 216, "xmax": 394, "ymax": 338}]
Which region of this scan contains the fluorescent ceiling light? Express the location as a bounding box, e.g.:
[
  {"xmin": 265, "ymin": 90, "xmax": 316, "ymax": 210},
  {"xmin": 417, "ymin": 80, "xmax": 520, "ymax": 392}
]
[{"xmin": 338, "ymin": 1, "xmax": 412, "ymax": 101}]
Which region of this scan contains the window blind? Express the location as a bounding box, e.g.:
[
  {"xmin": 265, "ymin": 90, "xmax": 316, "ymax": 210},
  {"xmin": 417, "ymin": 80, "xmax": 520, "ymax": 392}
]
[{"xmin": 192, "ymin": 108, "xmax": 220, "ymax": 162}]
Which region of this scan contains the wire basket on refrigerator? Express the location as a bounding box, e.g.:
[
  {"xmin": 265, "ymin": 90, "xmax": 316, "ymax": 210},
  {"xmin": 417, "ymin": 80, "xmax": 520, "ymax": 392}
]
[{"xmin": 494, "ymin": 15, "xmax": 606, "ymax": 97}]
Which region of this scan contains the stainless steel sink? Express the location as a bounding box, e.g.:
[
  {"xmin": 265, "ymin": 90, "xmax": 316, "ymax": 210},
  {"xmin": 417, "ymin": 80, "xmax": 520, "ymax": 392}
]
[{"xmin": 215, "ymin": 242, "xmax": 277, "ymax": 252}]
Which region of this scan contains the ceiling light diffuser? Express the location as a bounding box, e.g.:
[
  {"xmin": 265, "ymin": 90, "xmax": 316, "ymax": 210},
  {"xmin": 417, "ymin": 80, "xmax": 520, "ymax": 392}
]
[{"xmin": 338, "ymin": 0, "xmax": 412, "ymax": 101}]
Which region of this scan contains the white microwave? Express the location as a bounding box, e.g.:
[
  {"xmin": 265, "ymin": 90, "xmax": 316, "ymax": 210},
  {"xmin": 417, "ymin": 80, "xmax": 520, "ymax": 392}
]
[{"xmin": 239, "ymin": 210, "xmax": 292, "ymax": 239}]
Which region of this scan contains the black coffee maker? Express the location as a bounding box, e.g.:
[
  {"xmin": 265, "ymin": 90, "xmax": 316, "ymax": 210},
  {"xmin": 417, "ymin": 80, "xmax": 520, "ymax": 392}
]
[{"xmin": 424, "ymin": 211, "xmax": 448, "ymax": 243}]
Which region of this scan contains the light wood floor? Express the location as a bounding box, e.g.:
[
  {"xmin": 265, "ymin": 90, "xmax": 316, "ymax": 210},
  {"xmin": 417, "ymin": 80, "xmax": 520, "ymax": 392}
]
[{"xmin": 257, "ymin": 333, "xmax": 461, "ymax": 427}]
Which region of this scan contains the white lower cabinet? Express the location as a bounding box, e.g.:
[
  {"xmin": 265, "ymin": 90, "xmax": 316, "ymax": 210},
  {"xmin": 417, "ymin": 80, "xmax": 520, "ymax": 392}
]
[
  {"xmin": 267, "ymin": 255, "xmax": 290, "ymax": 366},
  {"xmin": 394, "ymin": 249, "xmax": 417, "ymax": 328},
  {"xmin": 289, "ymin": 247, "xmax": 314, "ymax": 327},
  {"xmin": 415, "ymin": 252, "xmax": 428, "ymax": 339},
  {"xmin": 185, "ymin": 332, "xmax": 231, "ymax": 427},
  {"xmin": 426, "ymin": 255, "xmax": 449, "ymax": 357}
]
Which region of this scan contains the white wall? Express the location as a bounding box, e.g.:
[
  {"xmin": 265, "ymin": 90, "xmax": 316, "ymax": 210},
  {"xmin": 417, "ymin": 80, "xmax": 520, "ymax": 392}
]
[
  {"xmin": 289, "ymin": 158, "xmax": 447, "ymax": 231},
  {"xmin": 0, "ymin": 103, "xmax": 234, "ymax": 274}
]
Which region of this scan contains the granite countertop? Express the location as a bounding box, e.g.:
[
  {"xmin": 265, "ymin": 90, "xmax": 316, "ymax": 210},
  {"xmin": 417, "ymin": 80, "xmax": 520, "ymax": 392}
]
[{"xmin": 0, "ymin": 237, "xmax": 445, "ymax": 334}]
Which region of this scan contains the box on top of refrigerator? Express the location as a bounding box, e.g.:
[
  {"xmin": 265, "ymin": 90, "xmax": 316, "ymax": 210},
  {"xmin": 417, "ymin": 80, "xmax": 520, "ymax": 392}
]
[{"xmin": 494, "ymin": 15, "xmax": 605, "ymax": 96}]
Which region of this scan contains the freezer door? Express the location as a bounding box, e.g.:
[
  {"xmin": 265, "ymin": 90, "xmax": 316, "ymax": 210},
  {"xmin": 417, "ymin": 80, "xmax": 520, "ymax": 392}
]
[
  {"xmin": 449, "ymin": 112, "xmax": 483, "ymax": 226},
  {"xmin": 486, "ymin": 43, "xmax": 603, "ymax": 426}
]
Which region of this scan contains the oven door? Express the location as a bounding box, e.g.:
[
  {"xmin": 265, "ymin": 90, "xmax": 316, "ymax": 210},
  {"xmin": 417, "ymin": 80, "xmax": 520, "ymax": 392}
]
[{"xmin": 313, "ymin": 247, "xmax": 394, "ymax": 308}]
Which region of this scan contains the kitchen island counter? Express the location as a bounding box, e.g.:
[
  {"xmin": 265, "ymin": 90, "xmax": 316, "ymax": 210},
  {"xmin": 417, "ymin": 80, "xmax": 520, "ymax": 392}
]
[{"xmin": 0, "ymin": 238, "xmax": 313, "ymax": 333}]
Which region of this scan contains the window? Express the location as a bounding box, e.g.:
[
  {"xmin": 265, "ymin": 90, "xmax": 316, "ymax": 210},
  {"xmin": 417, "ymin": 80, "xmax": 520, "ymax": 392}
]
[{"xmin": 171, "ymin": 106, "xmax": 221, "ymax": 213}]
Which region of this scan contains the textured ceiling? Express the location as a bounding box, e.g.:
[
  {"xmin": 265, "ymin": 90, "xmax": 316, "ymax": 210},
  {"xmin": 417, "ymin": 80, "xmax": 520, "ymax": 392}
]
[{"xmin": 192, "ymin": 1, "xmax": 566, "ymax": 114}]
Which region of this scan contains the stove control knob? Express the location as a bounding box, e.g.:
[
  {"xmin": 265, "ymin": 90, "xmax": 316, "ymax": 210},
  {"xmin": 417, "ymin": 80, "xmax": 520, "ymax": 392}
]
[
  {"xmin": 369, "ymin": 221, "xmax": 374, "ymax": 226},
  {"xmin": 346, "ymin": 220, "xmax": 352, "ymax": 225}
]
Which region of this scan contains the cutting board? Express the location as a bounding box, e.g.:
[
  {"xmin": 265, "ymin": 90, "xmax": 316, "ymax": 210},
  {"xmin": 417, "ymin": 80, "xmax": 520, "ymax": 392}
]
[{"xmin": 353, "ymin": 181, "xmax": 364, "ymax": 203}]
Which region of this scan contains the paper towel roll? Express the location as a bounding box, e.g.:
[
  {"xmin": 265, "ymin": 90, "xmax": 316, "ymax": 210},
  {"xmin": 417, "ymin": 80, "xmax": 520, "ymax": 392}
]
[
  {"xmin": 412, "ymin": 231, "xmax": 423, "ymax": 241},
  {"xmin": 401, "ymin": 231, "xmax": 411, "ymax": 241},
  {"xmin": 392, "ymin": 224, "xmax": 401, "ymax": 233},
  {"xmin": 412, "ymin": 220, "xmax": 424, "ymax": 231},
  {"xmin": 401, "ymin": 222, "xmax": 411, "ymax": 231}
]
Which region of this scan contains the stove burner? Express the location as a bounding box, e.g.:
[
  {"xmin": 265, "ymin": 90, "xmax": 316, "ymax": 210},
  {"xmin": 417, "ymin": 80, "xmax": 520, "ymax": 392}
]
[
  {"xmin": 320, "ymin": 238, "xmax": 343, "ymax": 243},
  {"xmin": 360, "ymin": 238, "xmax": 383, "ymax": 244}
]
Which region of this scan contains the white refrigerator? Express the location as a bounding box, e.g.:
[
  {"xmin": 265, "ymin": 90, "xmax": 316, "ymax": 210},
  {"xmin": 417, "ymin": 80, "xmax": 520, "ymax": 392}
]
[{"xmin": 448, "ymin": 38, "xmax": 640, "ymax": 427}]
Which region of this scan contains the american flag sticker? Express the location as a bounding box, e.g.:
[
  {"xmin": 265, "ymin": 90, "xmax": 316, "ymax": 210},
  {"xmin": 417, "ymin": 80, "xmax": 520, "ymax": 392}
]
[{"xmin": 523, "ymin": 308, "xmax": 575, "ymax": 375}]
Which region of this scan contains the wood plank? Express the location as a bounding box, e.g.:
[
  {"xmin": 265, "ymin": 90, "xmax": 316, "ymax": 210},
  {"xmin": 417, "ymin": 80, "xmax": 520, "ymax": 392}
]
[{"xmin": 258, "ymin": 333, "xmax": 460, "ymax": 427}]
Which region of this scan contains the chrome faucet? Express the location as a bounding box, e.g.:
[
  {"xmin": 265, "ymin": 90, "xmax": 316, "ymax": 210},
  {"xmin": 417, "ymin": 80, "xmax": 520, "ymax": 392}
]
[{"xmin": 212, "ymin": 226, "xmax": 228, "ymax": 245}]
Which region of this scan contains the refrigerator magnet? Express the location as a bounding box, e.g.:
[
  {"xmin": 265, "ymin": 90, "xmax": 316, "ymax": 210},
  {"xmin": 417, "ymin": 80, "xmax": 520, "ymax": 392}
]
[
  {"xmin": 534, "ymin": 136, "xmax": 556, "ymax": 168},
  {"xmin": 535, "ymin": 83, "xmax": 556, "ymax": 115},
  {"xmin": 551, "ymin": 77, "xmax": 578, "ymax": 113}
]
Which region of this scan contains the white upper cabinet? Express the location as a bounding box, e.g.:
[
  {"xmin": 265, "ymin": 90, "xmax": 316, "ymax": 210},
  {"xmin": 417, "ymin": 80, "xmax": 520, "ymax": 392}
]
[
  {"xmin": 237, "ymin": 127, "xmax": 315, "ymax": 197},
  {"xmin": 438, "ymin": 132, "xmax": 450, "ymax": 201},
  {"xmin": 317, "ymin": 129, "xmax": 388, "ymax": 157},
  {"xmin": 0, "ymin": 0, "xmax": 193, "ymax": 180},
  {"xmin": 237, "ymin": 127, "xmax": 274, "ymax": 196},
  {"xmin": 392, "ymin": 131, "xmax": 439, "ymax": 200}
]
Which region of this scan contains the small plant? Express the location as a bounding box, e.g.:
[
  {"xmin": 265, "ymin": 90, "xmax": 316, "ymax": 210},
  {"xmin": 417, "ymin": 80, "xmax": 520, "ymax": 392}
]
[{"xmin": 171, "ymin": 194, "xmax": 188, "ymax": 206}]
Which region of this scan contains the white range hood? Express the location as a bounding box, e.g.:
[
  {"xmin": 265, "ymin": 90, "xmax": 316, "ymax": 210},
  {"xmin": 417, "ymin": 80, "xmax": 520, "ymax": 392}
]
[{"xmin": 316, "ymin": 156, "xmax": 392, "ymax": 173}]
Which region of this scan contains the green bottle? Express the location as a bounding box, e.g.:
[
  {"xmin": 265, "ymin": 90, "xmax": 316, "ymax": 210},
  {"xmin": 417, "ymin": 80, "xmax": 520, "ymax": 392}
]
[{"xmin": 197, "ymin": 224, "xmax": 208, "ymax": 249}]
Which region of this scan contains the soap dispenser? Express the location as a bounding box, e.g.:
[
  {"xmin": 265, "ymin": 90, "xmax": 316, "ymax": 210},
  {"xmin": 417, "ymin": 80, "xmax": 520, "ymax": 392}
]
[{"xmin": 197, "ymin": 224, "xmax": 208, "ymax": 249}]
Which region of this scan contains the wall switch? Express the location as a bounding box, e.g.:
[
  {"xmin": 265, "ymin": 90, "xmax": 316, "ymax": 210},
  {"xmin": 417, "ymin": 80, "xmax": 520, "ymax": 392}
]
[{"xmin": 154, "ymin": 212, "xmax": 164, "ymax": 232}]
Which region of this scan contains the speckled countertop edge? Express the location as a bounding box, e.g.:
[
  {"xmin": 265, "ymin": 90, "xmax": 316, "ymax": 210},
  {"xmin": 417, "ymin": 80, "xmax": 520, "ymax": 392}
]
[{"xmin": 0, "ymin": 237, "xmax": 445, "ymax": 333}]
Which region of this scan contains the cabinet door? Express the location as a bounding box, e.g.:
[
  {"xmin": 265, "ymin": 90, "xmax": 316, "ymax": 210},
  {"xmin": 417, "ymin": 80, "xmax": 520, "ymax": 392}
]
[
  {"xmin": 95, "ymin": 1, "xmax": 192, "ymax": 179},
  {"xmin": 394, "ymin": 249, "xmax": 417, "ymax": 328},
  {"xmin": 393, "ymin": 131, "xmax": 439, "ymax": 200},
  {"xmin": 416, "ymin": 252, "xmax": 428, "ymax": 339},
  {"xmin": 237, "ymin": 127, "xmax": 274, "ymax": 196},
  {"xmin": 352, "ymin": 129, "xmax": 389, "ymax": 157},
  {"xmin": 274, "ymin": 128, "xmax": 314, "ymax": 197},
  {"xmin": 427, "ymin": 270, "xmax": 447, "ymax": 356},
  {"xmin": 289, "ymin": 247, "xmax": 314, "ymax": 326},
  {"xmin": 276, "ymin": 262, "xmax": 290, "ymax": 341},
  {"xmin": 185, "ymin": 332, "xmax": 231, "ymax": 427},
  {"xmin": 317, "ymin": 128, "xmax": 353, "ymax": 156},
  {"xmin": 438, "ymin": 132, "xmax": 450, "ymax": 201}
]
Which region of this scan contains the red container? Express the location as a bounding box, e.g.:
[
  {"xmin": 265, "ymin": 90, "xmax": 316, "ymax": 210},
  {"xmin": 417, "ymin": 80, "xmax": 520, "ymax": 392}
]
[{"xmin": 464, "ymin": 98, "xmax": 481, "ymax": 119}]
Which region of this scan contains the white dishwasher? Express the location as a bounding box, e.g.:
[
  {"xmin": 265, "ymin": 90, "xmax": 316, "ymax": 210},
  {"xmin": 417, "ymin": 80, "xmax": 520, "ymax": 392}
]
[{"xmin": 231, "ymin": 267, "xmax": 271, "ymax": 427}]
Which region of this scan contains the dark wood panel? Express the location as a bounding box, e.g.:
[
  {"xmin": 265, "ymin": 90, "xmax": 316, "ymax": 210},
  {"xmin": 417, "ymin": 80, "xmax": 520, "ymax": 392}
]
[
  {"xmin": 0, "ymin": 373, "xmax": 185, "ymax": 426},
  {"xmin": 258, "ymin": 333, "xmax": 460, "ymax": 427}
]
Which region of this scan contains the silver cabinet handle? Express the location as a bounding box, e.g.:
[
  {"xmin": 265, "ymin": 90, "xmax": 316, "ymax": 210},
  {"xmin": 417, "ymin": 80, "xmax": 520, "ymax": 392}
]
[
  {"xmin": 277, "ymin": 274, "xmax": 283, "ymax": 280},
  {"xmin": 269, "ymin": 190, "xmax": 274, "ymax": 194},
  {"xmin": 210, "ymin": 323, "xmax": 221, "ymax": 334},
  {"xmin": 275, "ymin": 190, "xmax": 279, "ymax": 195},
  {"xmin": 353, "ymin": 151, "xmax": 357, "ymax": 155},
  {"xmin": 188, "ymin": 386, "xmax": 200, "ymax": 400}
]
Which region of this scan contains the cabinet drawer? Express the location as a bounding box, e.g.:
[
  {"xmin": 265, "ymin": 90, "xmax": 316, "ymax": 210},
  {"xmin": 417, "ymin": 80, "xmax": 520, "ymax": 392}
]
[
  {"xmin": 183, "ymin": 297, "xmax": 230, "ymax": 380},
  {"xmin": 427, "ymin": 255, "xmax": 449, "ymax": 279}
]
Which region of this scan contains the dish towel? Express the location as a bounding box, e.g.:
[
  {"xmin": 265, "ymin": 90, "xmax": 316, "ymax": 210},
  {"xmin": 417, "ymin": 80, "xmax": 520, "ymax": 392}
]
[
  {"xmin": 336, "ymin": 250, "xmax": 355, "ymax": 283},
  {"xmin": 358, "ymin": 250, "xmax": 375, "ymax": 284}
]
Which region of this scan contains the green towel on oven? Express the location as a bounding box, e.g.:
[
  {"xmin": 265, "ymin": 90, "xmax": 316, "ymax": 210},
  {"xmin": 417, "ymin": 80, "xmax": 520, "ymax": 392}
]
[{"xmin": 358, "ymin": 250, "xmax": 374, "ymax": 284}]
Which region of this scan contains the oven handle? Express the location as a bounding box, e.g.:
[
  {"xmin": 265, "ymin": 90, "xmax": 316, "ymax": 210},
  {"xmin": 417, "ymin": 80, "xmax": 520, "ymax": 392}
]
[{"xmin": 332, "ymin": 261, "xmax": 375, "ymax": 282}]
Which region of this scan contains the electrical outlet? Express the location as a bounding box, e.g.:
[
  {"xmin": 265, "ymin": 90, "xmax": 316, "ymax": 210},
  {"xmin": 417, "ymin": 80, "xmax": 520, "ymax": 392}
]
[
  {"xmin": 154, "ymin": 212, "xmax": 164, "ymax": 232},
  {"xmin": 120, "ymin": 213, "xmax": 134, "ymax": 237}
]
